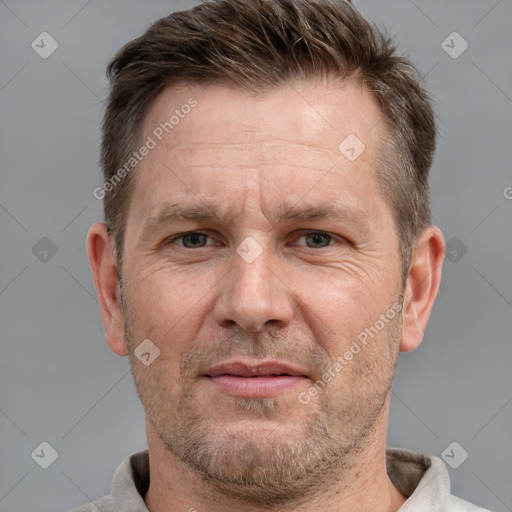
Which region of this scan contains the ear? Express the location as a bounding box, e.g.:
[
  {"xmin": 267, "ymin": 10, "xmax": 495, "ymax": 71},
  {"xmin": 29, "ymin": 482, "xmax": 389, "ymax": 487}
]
[
  {"xmin": 400, "ymin": 225, "xmax": 445, "ymax": 353},
  {"xmin": 86, "ymin": 222, "xmax": 127, "ymax": 356}
]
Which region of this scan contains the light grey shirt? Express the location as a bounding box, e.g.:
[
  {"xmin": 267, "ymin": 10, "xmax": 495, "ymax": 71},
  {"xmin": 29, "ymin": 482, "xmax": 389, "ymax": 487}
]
[{"xmin": 67, "ymin": 447, "xmax": 493, "ymax": 511}]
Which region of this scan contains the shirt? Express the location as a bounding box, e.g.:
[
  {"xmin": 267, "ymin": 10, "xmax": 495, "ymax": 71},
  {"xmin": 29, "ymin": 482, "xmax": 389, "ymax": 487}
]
[{"xmin": 67, "ymin": 447, "xmax": 493, "ymax": 511}]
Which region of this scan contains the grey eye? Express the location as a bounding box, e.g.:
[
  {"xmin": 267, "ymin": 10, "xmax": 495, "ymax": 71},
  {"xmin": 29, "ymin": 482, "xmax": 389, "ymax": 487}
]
[
  {"xmin": 176, "ymin": 232, "xmax": 209, "ymax": 248},
  {"xmin": 302, "ymin": 233, "xmax": 333, "ymax": 248}
]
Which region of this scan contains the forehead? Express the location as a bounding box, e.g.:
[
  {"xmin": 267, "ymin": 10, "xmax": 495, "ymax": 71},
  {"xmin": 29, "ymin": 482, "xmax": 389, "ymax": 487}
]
[
  {"xmin": 127, "ymin": 78, "xmax": 387, "ymax": 232},
  {"xmin": 142, "ymin": 78, "xmax": 383, "ymax": 161}
]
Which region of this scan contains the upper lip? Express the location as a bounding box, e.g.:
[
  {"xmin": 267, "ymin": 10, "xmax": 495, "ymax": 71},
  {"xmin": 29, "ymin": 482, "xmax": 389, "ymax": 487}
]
[{"xmin": 204, "ymin": 360, "xmax": 309, "ymax": 378}]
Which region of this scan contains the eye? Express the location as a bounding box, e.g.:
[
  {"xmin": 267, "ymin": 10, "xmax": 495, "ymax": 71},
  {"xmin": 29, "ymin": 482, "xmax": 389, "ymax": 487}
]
[
  {"xmin": 294, "ymin": 232, "xmax": 336, "ymax": 248},
  {"xmin": 170, "ymin": 231, "xmax": 213, "ymax": 249},
  {"xmin": 167, "ymin": 230, "xmax": 341, "ymax": 250}
]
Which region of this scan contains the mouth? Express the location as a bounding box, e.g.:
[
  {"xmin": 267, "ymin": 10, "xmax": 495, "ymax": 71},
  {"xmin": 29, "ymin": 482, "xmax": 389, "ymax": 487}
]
[{"xmin": 203, "ymin": 360, "xmax": 309, "ymax": 398}]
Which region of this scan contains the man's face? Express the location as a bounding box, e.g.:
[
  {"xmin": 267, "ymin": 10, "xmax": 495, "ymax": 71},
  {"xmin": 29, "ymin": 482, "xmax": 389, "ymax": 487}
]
[{"xmin": 121, "ymin": 79, "xmax": 404, "ymax": 503}]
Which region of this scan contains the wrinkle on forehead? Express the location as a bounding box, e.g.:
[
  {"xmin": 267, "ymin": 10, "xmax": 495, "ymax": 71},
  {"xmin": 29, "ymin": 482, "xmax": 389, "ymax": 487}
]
[
  {"xmin": 144, "ymin": 138, "xmax": 345, "ymax": 176},
  {"xmin": 127, "ymin": 79, "xmax": 388, "ymax": 248},
  {"xmin": 141, "ymin": 79, "xmax": 384, "ymax": 153}
]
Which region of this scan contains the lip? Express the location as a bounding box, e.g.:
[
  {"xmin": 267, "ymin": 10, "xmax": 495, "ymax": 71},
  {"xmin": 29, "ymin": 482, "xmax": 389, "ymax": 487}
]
[
  {"xmin": 205, "ymin": 360, "xmax": 309, "ymax": 378},
  {"xmin": 203, "ymin": 360, "xmax": 309, "ymax": 398}
]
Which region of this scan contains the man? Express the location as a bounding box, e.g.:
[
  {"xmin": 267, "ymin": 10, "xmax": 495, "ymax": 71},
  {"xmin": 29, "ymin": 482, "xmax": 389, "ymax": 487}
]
[{"xmin": 72, "ymin": 0, "xmax": 492, "ymax": 510}]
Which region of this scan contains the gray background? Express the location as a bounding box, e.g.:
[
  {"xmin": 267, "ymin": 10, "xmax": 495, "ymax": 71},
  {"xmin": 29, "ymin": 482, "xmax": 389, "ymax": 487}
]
[{"xmin": 0, "ymin": 0, "xmax": 511, "ymax": 510}]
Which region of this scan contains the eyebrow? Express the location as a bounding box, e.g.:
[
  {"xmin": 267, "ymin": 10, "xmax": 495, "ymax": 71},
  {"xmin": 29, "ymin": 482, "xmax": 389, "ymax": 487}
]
[
  {"xmin": 280, "ymin": 204, "xmax": 371, "ymax": 236},
  {"xmin": 141, "ymin": 201, "xmax": 370, "ymax": 241}
]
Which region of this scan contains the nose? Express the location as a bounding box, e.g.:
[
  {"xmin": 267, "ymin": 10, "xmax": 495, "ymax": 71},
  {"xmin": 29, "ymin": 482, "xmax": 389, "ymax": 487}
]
[{"xmin": 213, "ymin": 243, "xmax": 294, "ymax": 333}]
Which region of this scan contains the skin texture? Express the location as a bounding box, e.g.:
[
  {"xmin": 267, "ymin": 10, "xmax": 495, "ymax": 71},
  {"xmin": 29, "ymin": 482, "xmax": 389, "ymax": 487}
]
[{"xmin": 87, "ymin": 77, "xmax": 445, "ymax": 512}]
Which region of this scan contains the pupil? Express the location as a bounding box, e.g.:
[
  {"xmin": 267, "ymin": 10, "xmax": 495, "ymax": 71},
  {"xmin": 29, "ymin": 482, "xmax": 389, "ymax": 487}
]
[
  {"xmin": 308, "ymin": 233, "xmax": 328, "ymax": 247},
  {"xmin": 187, "ymin": 233, "xmax": 203, "ymax": 247}
]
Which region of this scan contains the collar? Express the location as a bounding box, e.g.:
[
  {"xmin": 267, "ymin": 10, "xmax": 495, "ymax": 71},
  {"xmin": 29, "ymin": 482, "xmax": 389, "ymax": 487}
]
[{"xmin": 109, "ymin": 447, "xmax": 451, "ymax": 511}]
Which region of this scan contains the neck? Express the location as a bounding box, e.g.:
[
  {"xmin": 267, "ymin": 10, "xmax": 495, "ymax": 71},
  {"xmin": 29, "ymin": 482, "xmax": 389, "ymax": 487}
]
[{"xmin": 143, "ymin": 402, "xmax": 406, "ymax": 512}]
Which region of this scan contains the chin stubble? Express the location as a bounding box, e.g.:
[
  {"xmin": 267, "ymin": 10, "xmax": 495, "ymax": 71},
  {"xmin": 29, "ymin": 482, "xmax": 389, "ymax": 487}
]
[{"xmin": 122, "ymin": 286, "xmax": 402, "ymax": 507}]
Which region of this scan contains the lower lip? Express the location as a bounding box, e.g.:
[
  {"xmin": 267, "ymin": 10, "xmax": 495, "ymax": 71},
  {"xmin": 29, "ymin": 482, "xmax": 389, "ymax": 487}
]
[{"xmin": 206, "ymin": 375, "xmax": 307, "ymax": 398}]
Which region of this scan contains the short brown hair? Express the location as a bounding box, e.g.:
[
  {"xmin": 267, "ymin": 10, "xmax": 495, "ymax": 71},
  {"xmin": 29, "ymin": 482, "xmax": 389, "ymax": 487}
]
[{"xmin": 101, "ymin": 0, "xmax": 436, "ymax": 283}]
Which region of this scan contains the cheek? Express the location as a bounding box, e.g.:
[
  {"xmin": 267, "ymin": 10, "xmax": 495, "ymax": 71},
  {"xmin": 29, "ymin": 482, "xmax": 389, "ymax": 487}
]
[
  {"xmin": 131, "ymin": 266, "xmax": 180, "ymax": 314},
  {"xmin": 125, "ymin": 267, "xmax": 215, "ymax": 355},
  {"xmin": 130, "ymin": 356, "xmax": 184, "ymax": 426},
  {"xmin": 301, "ymin": 274, "xmax": 391, "ymax": 357}
]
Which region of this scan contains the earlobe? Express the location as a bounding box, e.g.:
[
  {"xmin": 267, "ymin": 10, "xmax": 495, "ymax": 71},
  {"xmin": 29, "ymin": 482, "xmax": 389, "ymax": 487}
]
[
  {"xmin": 86, "ymin": 222, "xmax": 128, "ymax": 356},
  {"xmin": 399, "ymin": 226, "xmax": 445, "ymax": 353}
]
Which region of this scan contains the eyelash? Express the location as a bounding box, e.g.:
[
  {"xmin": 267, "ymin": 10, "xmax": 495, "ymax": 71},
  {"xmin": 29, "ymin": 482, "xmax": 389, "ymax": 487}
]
[{"xmin": 166, "ymin": 230, "xmax": 343, "ymax": 249}]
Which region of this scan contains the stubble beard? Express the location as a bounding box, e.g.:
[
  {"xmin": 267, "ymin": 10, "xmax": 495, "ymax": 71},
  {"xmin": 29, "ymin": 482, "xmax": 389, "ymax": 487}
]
[{"xmin": 122, "ymin": 292, "xmax": 402, "ymax": 508}]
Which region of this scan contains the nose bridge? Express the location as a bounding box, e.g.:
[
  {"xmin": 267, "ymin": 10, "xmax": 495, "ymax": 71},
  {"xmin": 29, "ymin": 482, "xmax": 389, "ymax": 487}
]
[
  {"xmin": 214, "ymin": 239, "xmax": 293, "ymax": 333},
  {"xmin": 235, "ymin": 242, "xmax": 273, "ymax": 298}
]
